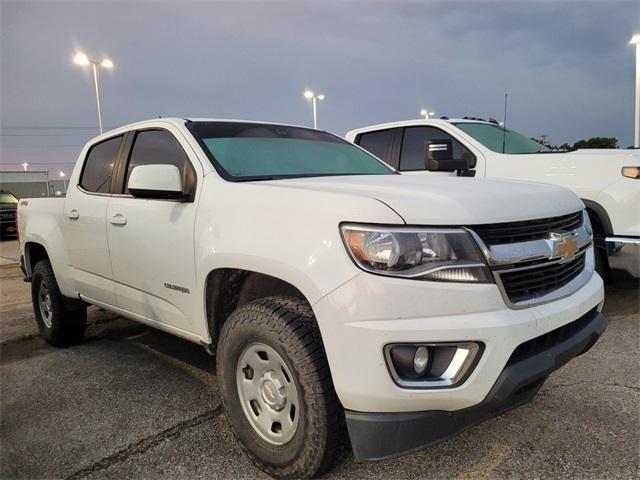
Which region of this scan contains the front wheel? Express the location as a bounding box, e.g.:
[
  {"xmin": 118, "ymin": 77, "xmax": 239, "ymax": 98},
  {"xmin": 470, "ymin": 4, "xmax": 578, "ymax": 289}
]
[
  {"xmin": 217, "ymin": 296, "xmax": 348, "ymax": 479},
  {"xmin": 31, "ymin": 260, "xmax": 86, "ymax": 346}
]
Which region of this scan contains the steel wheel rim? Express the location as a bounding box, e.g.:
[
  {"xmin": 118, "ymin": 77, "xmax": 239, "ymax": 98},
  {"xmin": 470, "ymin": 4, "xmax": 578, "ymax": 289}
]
[
  {"xmin": 236, "ymin": 342, "xmax": 300, "ymax": 445},
  {"xmin": 38, "ymin": 281, "xmax": 53, "ymax": 328}
]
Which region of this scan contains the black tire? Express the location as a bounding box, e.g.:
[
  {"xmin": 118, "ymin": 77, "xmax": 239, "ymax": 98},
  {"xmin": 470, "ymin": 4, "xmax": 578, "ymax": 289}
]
[
  {"xmin": 217, "ymin": 296, "xmax": 348, "ymax": 479},
  {"xmin": 31, "ymin": 260, "xmax": 87, "ymax": 346}
]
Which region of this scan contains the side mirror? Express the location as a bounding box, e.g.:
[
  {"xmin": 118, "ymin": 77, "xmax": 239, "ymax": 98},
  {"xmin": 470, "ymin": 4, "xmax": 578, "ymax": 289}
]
[
  {"xmin": 128, "ymin": 164, "xmax": 184, "ymax": 200},
  {"xmin": 425, "ymin": 140, "xmax": 471, "ymax": 172}
]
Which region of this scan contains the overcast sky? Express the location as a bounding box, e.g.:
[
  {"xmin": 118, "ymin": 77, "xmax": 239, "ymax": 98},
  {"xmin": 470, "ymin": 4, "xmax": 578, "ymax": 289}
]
[{"xmin": 1, "ymin": 0, "xmax": 638, "ymax": 174}]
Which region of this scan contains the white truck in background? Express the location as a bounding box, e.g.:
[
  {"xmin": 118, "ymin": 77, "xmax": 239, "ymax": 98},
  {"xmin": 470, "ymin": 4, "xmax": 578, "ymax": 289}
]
[
  {"xmin": 346, "ymin": 119, "xmax": 640, "ymax": 287},
  {"xmin": 18, "ymin": 118, "xmax": 606, "ymax": 479}
]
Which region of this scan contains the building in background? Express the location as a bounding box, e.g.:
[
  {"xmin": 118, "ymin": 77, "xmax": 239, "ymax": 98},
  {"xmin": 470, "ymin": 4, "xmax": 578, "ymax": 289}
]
[{"xmin": 0, "ymin": 171, "xmax": 67, "ymax": 199}]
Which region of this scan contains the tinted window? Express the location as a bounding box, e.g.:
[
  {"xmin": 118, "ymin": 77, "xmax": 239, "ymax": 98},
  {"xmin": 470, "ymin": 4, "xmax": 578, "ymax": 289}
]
[
  {"xmin": 125, "ymin": 130, "xmax": 196, "ymax": 195},
  {"xmin": 187, "ymin": 122, "xmax": 392, "ymax": 181},
  {"xmin": 80, "ymin": 136, "xmax": 122, "ymax": 193},
  {"xmin": 356, "ymin": 129, "xmax": 393, "ymax": 161},
  {"xmin": 399, "ymin": 127, "xmax": 476, "ymax": 171}
]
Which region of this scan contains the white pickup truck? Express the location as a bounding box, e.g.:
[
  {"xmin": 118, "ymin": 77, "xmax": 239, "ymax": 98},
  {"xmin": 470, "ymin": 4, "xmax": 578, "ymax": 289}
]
[
  {"xmin": 18, "ymin": 118, "xmax": 606, "ymax": 479},
  {"xmin": 346, "ymin": 119, "xmax": 640, "ymax": 287}
]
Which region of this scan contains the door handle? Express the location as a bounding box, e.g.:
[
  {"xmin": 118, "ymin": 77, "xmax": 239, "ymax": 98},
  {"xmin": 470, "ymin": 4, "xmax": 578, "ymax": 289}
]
[
  {"xmin": 65, "ymin": 209, "xmax": 80, "ymax": 220},
  {"xmin": 109, "ymin": 213, "xmax": 127, "ymax": 226}
]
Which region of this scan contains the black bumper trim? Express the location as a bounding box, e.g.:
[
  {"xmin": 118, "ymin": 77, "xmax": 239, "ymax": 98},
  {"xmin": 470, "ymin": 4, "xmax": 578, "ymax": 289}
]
[{"xmin": 346, "ymin": 309, "xmax": 607, "ymax": 461}]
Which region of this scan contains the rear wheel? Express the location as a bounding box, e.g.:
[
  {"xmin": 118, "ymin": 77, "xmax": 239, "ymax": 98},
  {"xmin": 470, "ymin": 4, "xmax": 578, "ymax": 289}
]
[
  {"xmin": 31, "ymin": 260, "xmax": 86, "ymax": 346},
  {"xmin": 217, "ymin": 296, "xmax": 348, "ymax": 479}
]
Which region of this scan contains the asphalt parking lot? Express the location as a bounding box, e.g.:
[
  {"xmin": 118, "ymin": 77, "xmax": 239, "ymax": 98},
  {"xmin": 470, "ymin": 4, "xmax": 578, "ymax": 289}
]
[{"xmin": 1, "ymin": 238, "xmax": 638, "ymax": 479}]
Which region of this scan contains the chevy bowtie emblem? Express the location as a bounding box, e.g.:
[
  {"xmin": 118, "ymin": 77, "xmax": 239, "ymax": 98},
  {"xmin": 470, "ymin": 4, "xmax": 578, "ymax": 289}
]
[{"xmin": 550, "ymin": 232, "xmax": 578, "ymax": 263}]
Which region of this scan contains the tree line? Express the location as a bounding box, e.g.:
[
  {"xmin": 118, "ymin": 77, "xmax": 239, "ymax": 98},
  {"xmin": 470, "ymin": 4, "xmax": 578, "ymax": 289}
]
[{"xmin": 533, "ymin": 136, "xmax": 636, "ymax": 150}]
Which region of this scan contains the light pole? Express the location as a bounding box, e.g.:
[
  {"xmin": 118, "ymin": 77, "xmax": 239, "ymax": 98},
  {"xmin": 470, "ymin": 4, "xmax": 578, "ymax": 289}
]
[
  {"xmin": 630, "ymin": 34, "xmax": 640, "ymax": 148},
  {"xmin": 22, "ymin": 162, "xmax": 28, "ymax": 171},
  {"xmin": 73, "ymin": 52, "xmax": 114, "ymax": 134},
  {"xmin": 304, "ymin": 90, "xmax": 325, "ymax": 129},
  {"xmin": 59, "ymin": 171, "xmax": 67, "ymax": 192},
  {"xmin": 420, "ymin": 109, "xmax": 435, "ymax": 119}
]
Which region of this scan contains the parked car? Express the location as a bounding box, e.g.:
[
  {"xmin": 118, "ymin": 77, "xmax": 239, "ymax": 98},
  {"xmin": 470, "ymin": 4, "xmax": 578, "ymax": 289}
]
[
  {"xmin": 18, "ymin": 118, "xmax": 606, "ymax": 479},
  {"xmin": 0, "ymin": 190, "xmax": 18, "ymax": 239},
  {"xmin": 346, "ymin": 119, "xmax": 640, "ymax": 286}
]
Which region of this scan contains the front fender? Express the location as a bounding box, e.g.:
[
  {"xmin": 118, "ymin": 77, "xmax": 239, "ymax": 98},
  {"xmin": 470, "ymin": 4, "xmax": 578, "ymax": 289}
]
[
  {"xmin": 596, "ymin": 178, "xmax": 640, "ymax": 236},
  {"xmin": 192, "ymin": 175, "xmax": 404, "ymax": 341}
]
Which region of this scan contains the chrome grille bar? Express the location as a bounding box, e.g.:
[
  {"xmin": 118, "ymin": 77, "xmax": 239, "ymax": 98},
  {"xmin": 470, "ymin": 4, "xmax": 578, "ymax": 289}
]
[{"xmin": 468, "ymin": 210, "xmax": 594, "ymax": 309}]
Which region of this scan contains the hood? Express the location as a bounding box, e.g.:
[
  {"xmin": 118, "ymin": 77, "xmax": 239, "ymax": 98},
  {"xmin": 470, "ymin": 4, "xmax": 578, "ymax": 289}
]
[
  {"xmin": 261, "ymin": 175, "xmax": 583, "ymax": 225},
  {"xmin": 570, "ymin": 149, "xmax": 640, "ymax": 158},
  {"xmin": 486, "ymin": 149, "xmax": 639, "ymax": 193},
  {"xmin": 558, "ymin": 148, "xmax": 639, "ymax": 168}
]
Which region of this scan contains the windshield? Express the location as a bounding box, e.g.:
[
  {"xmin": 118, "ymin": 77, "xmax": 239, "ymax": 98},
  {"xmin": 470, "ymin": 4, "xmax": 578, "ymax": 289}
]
[
  {"xmin": 187, "ymin": 122, "xmax": 393, "ymax": 181},
  {"xmin": 0, "ymin": 192, "xmax": 18, "ymax": 204},
  {"xmin": 453, "ymin": 122, "xmax": 550, "ymax": 154}
]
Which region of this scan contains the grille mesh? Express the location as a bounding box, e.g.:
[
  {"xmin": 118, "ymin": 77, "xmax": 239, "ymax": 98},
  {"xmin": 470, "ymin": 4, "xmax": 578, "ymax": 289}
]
[
  {"xmin": 470, "ymin": 211, "xmax": 583, "ymax": 246},
  {"xmin": 499, "ymin": 254, "xmax": 586, "ymax": 303}
]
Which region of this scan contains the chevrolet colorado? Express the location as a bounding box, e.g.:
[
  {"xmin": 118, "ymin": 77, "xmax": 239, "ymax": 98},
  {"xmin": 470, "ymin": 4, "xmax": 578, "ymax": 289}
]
[
  {"xmin": 346, "ymin": 119, "xmax": 640, "ymax": 287},
  {"xmin": 19, "ymin": 118, "xmax": 606, "ymax": 479}
]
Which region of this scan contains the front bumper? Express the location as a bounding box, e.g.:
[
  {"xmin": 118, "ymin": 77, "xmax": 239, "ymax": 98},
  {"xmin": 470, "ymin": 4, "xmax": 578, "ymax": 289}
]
[
  {"xmin": 345, "ymin": 308, "xmax": 606, "ymax": 460},
  {"xmin": 314, "ymin": 269, "xmax": 604, "ymax": 413},
  {"xmin": 605, "ymin": 236, "xmax": 640, "ymax": 285},
  {"xmin": 313, "ymin": 258, "xmax": 604, "ymax": 459}
]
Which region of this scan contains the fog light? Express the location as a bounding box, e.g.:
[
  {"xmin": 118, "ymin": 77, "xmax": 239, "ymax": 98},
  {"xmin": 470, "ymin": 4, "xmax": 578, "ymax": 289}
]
[
  {"xmin": 385, "ymin": 342, "xmax": 482, "ymax": 389},
  {"xmin": 413, "ymin": 346, "xmax": 430, "ymax": 374}
]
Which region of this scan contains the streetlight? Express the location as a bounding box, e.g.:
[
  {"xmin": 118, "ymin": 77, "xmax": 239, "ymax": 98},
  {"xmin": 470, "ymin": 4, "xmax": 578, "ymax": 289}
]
[
  {"xmin": 304, "ymin": 90, "xmax": 325, "ymax": 129},
  {"xmin": 73, "ymin": 51, "xmax": 114, "ymax": 134},
  {"xmin": 59, "ymin": 171, "xmax": 67, "ymax": 192},
  {"xmin": 630, "ymin": 34, "xmax": 640, "ymax": 148},
  {"xmin": 420, "ymin": 109, "xmax": 435, "ymax": 119},
  {"xmin": 22, "ymin": 162, "xmax": 28, "ymax": 171}
]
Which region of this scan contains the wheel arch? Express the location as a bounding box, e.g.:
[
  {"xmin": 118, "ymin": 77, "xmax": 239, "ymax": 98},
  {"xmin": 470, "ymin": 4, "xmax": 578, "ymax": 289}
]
[
  {"xmin": 582, "ymin": 199, "xmax": 613, "ymax": 238},
  {"xmin": 204, "ymin": 268, "xmax": 313, "ymax": 349},
  {"xmin": 26, "ymin": 241, "xmax": 86, "ymax": 311},
  {"xmin": 24, "ymin": 241, "xmax": 51, "ymax": 278}
]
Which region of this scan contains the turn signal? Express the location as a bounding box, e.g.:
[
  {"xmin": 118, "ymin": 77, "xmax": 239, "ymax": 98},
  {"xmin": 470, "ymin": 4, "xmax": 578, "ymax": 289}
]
[{"xmin": 622, "ymin": 166, "xmax": 640, "ymax": 179}]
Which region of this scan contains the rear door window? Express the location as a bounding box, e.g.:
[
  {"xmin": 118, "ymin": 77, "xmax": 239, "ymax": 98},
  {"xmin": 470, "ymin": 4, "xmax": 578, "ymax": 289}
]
[
  {"xmin": 80, "ymin": 135, "xmax": 123, "ymax": 193},
  {"xmin": 356, "ymin": 129, "xmax": 394, "ymax": 162}
]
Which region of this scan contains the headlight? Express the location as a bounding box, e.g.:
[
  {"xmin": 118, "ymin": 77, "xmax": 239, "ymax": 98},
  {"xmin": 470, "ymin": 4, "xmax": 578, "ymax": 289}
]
[{"xmin": 340, "ymin": 224, "xmax": 492, "ymax": 283}]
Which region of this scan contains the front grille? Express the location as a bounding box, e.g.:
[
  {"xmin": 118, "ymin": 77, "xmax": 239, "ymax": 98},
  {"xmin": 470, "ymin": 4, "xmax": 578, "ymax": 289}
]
[
  {"xmin": 0, "ymin": 211, "xmax": 16, "ymax": 220},
  {"xmin": 499, "ymin": 253, "xmax": 586, "ymax": 303},
  {"xmin": 507, "ymin": 308, "xmax": 597, "ymax": 365},
  {"xmin": 470, "ymin": 211, "xmax": 583, "ymax": 245}
]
